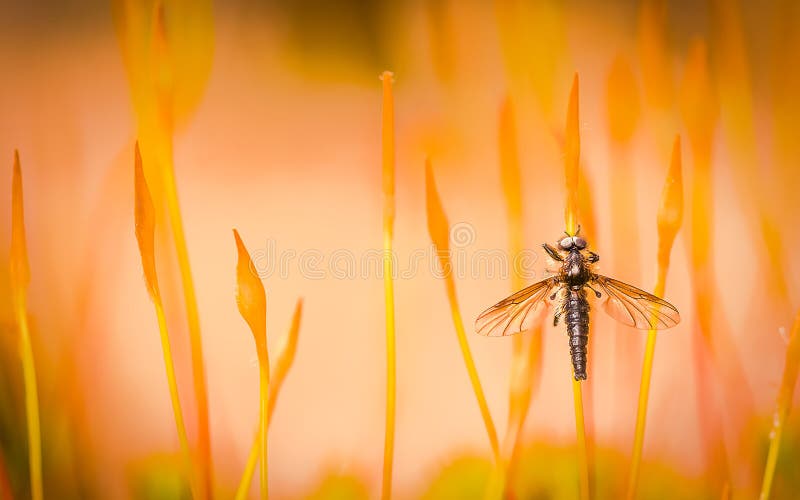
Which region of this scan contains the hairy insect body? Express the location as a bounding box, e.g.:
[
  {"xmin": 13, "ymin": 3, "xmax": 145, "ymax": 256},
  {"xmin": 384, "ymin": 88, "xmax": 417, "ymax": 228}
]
[
  {"xmin": 560, "ymin": 249, "xmax": 592, "ymax": 379},
  {"xmin": 564, "ymin": 249, "xmax": 591, "ymax": 288},
  {"xmin": 564, "ymin": 288, "xmax": 590, "ymax": 380},
  {"xmin": 475, "ymin": 232, "xmax": 681, "ymax": 383}
]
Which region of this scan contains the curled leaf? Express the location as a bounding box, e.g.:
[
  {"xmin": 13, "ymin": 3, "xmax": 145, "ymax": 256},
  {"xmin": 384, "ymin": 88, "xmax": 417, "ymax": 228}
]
[
  {"xmin": 233, "ymin": 229, "xmax": 267, "ymax": 352},
  {"xmin": 134, "ymin": 143, "xmax": 160, "ymax": 300}
]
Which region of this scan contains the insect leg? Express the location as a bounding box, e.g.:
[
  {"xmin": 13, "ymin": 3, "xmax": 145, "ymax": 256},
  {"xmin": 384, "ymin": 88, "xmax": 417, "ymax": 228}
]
[
  {"xmin": 542, "ymin": 243, "xmax": 563, "ymax": 262},
  {"xmin": 586, "ymin": 283, "xmax": 601, "ymax": 298},
  {"xmin": 587, "ymin": 251, "xmax": 599, "ymax": 263}
]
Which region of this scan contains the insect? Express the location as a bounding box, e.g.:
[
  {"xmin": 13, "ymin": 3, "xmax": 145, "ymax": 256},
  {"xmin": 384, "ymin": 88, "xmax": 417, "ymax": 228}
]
[{"xmin": 475, "ymin": 230, "xmax": 680, "ymax": 381}]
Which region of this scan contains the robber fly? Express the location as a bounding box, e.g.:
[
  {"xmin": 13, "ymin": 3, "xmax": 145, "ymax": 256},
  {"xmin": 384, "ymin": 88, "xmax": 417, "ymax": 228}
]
[{"xmin": 475, "ymin": 230, "xmax": 680, "ymax": 381}]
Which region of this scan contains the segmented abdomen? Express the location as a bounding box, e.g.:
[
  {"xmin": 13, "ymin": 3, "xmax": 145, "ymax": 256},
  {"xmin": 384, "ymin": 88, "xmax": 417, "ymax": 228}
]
[{"xmin": 565, "ymin": 289, "xmax": 590, "ymax": 380}]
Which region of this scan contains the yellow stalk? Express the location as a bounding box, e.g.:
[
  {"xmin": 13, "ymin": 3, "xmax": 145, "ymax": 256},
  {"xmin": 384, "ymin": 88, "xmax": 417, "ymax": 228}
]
[
  {"xmin": 606, "ymin": 55, "xmax": 642, "ymax": 437},
  {"xmin": 499, "ymin": 94, "xmax": 525, "ymax": 458},
  {"xmin": 426, "ymin": 159, "xmax": 501, "ymax": 463},
  {"xmin": 380, "ymin": 70, "xmax": 397, "ymax": 500},
  {"xmin": 235, "ymin": 300, "xmax": 303, "ymax": 500},
  {"xmin": 115, "ymin": 0, "xmax": 215, "ymax": 492},
  {"xmin": 679, "ymin": 38, "xmax": 739, "ymax": 488},
  {"xmin": 636, "ymin": 0, "xmax": 677, "ymax": 158},
  {"xmin": 154, "ymin": 301, "xmax": 196, "ymax": 494},
  {"xmin": 134, "ymin": 144, "xmax": 197, "ymax": 498},
  {"xmin": 759, "ymin": 309, "xmax": 800, "ymax": 500},
  {"xmin": 496, "ymin": 95, "xmax": 545, "ymax": 497},
  {"xmin": 562, "ymin": 74, "xmax": 589, "ymax": 500},
  {"xmin": 258, "ymin": 361, "xmax": 268, "ymax": 500},
  {"xmin": 709, "ymin": 0, "xmax": 791, "ymax": 306},
  {"xmin": 571, "ymin": 380, "xmax": 589, "ymax": 500},
  {"xmin": 564, "ymin": 74, "xmax": 580, "ymax": 238},
  {"xmin": 9, "ymin": 151, "xmax": 43, "ymax": 500},
  {"xmin": 637, "ymin": 0, "xmax": 673, "ymax": 112},
  {"xmin": 149, "ymin": 7, "xmax": 214, "ymax": 491},
  {"xmin": 627, "ymin": 135, "xmax": 683, "ymax": 499},
  {"xmin": 233, "ymin": 229, "xmax": 270, "ymax": 500},
  {"xmin": 161, "ymin": 93, "xmax": 214, "ymax": 500}
]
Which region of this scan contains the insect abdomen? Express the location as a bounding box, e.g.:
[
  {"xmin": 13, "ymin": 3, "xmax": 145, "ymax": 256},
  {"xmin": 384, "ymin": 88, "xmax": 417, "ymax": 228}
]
[{"xmin": 565, "ymin": 289, "xmax": 590, "ymax": 380}]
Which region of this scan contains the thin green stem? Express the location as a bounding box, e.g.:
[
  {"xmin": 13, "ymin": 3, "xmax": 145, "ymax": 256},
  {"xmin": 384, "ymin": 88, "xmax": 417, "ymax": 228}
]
[
  {"xmin": 381, "ymin": 230, "xmax": 397, "ymax": 500},
  {"xmin": 258, "ymin": 354, "xmax": 269, "ymax": 500},
  {"xmin": 14, "ymin": 293, "xmax": 42, "ymax": 500},
  {"xmin": 161, "ymin": 153, "xmax": 213, "ymax": 498},
  {"xmin": 446, "ymin": 280, "xmax": 501, "ymax": 462},
  {"xmin": 154, "ymin": 300, "xmax": 197, "ymax": 499},
  {"xmin": 572, "ymin": 379, "xmax": 590, "ymax": 500},
  {"xmin": 627, "ymin": 268, "xmax": 667, "ymax": 499},
  {"xmin": 759, "ymin": 423, "xmax": 782, "ymax": 500}
]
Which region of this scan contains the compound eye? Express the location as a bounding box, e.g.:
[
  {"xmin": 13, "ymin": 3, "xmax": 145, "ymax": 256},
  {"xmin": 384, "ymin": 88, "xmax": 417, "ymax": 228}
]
[
  {"xmin": 559, "ymin": 237, "xmax": 573, "ymax": 250},
  {"xmin": 574, "ymin": 237, "xmax": 587, "ymax": 249}
]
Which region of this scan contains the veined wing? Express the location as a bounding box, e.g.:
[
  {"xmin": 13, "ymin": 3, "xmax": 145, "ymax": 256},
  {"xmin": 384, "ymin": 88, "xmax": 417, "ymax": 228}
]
[
  {"xmin": 592, "ymin": 274, "xmax": 680, "ymax": 330},
  {"xmin": 475, "ymin": 277, "xmax": 558, "ymax": 337}
]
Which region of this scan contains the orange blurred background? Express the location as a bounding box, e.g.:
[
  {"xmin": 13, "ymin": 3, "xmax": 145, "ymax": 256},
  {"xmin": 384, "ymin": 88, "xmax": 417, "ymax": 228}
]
[{"xmin": 1, "ymin": 1, "xmax": 799, "ymax": 498}]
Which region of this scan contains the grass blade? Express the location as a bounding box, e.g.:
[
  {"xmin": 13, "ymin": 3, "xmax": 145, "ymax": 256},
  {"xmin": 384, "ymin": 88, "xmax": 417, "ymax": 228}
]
[
  {"xmin": 380, "ymin": 70, "xmax": 398, "ymax": 500},
  {"xmin": 10, "ymin": 151, "xmax": 43, "ymax": 500},
  {"xmin": 759, "ymin": 310, "xmax": 800, "ymax": 500},
  {"xmin": 235, "ymin": 299, "xmax": 303, "ymax": 499},
  {"xmin": 425, "ymin": 159, "xmax": 500, "ymax": 462},
  {"xmin": 563, "ymin": 74, "xmax": 590, "ymax": 500},
  {"xmin": 233, "ymin": 229, "xmax": 270, "ymax": 500},
  {"xmin": 497, "ymin": 95, "xmax": 545, "ymax": 494},
  {"xmin": 627, "ymin": 135, "xmax": 683, "ymax": 499},
  {"xmin": 134, "ymin": 144, "xmax": 197, "ymax": 499}
]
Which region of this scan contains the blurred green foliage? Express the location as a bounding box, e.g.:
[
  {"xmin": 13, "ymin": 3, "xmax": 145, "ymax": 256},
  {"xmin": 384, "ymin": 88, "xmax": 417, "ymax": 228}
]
[
  {"xmin": 128, "ymin": 454, "xmax": 190, "ymax": 500},
  {"xmin": 303, "ymin": 471, "xmax": 369, "ymax": 500}
]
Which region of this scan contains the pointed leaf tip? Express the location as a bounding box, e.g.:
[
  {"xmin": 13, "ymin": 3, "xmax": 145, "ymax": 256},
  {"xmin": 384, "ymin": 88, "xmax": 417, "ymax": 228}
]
[
  {"xmin": 657, "ymin": 135, "xmax": 684, "ymax": 257},
  {"xmin": 10, "ymin": 150, "xmax": 30, "ymax": 290},
  {"xmin": 278, "ymin": 298, "xmax": 303, "ymax": 366},
  {"xmin": 134, "ymin": 143, "xmax": 160, "ymax": 300},
  {"xmin": 564, "ymin": 74, "xmax": 581, "ymax": 235},
  {"xmin": 659, "ymin": 136, "xmax": 683, "ymax": 228},
  {"xmin": 234, "ymin": 229, "xmax": 267, "ymax": 349},
  {"xmin": 425, "ymin": 159, "xmax": 450, "ymax": 255},
  {"xmin": 268, "ymin": 296, "xmax": 305, "ymax": 421}
]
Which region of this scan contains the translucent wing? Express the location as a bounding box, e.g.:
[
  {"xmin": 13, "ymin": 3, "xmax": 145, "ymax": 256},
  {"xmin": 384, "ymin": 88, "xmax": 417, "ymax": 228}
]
[
  {"xmin": 592, "ymin": 274, "xmax": 680, "ymax": 330},
  {"xmin": 475, "ymin": 277, "xmax": 558, "ymax": 337}
]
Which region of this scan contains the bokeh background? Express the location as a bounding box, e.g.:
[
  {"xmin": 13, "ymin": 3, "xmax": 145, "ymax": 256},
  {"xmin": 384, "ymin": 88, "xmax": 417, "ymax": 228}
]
[{"xmin": 1, "ymin": 0, "xmax": 799, "ymax": 498}]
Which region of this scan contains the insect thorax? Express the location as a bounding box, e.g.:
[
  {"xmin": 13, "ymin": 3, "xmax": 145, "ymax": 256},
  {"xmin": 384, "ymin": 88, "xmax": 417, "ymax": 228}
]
[{"xmin": 562, "ymin": 250, "xmax": 590, "ymax": 287}]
